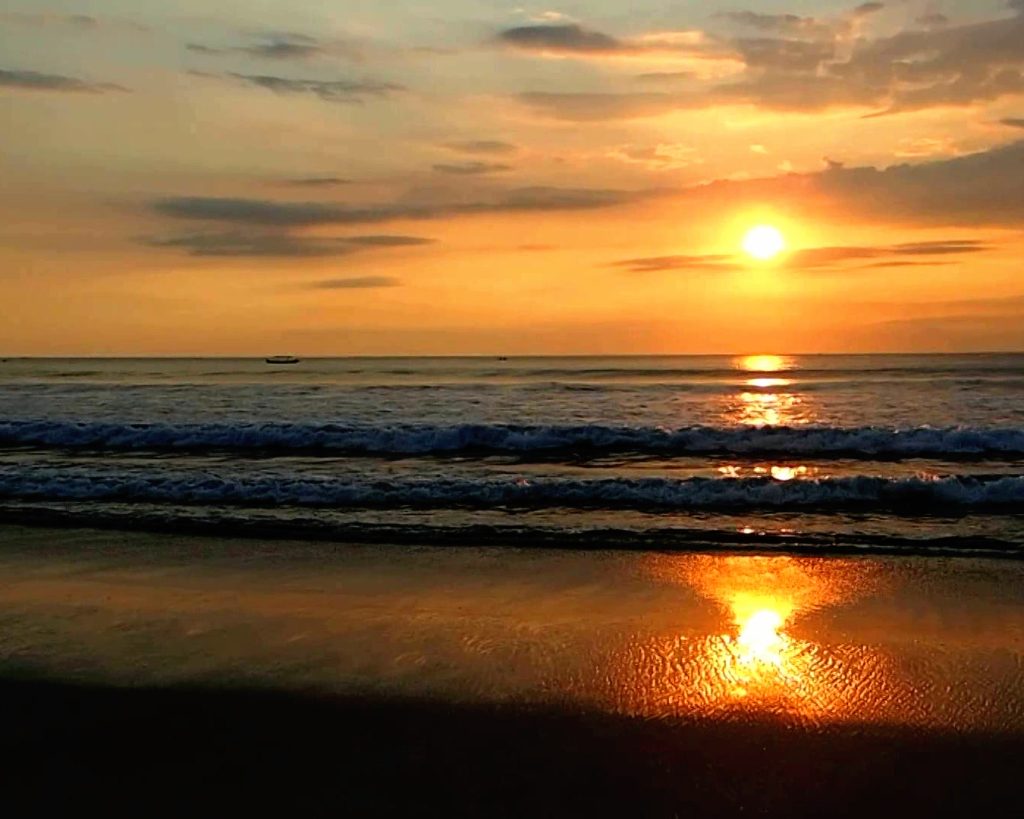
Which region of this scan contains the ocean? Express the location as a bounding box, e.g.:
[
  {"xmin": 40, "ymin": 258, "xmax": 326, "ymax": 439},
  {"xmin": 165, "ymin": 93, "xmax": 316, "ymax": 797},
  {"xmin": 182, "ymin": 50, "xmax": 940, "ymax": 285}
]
[{"xmin": 2, "ymin": 353, "xmax": 1024, "ymax": 556}]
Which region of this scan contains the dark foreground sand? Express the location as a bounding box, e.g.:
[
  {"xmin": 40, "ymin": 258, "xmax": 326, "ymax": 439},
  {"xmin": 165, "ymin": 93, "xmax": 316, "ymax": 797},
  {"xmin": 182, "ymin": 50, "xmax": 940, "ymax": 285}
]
[
  {"xmin": 3, "ymin": 679, "xmax": 1023, "ymax": 817},
  {"xmin": 2, "ymin": 525, "xmax": 1024, "ymax": 816}
]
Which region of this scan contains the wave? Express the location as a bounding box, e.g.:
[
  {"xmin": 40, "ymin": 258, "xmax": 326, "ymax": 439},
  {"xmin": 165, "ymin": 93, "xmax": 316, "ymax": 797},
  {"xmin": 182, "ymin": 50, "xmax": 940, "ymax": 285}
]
[
  {"xmin": 4, "ymin": 420, "xmax": 1024, "ymax": 459},
  {"xmin": 3, "ymin": 467, "xmax": 1024, "ymax": 511}
]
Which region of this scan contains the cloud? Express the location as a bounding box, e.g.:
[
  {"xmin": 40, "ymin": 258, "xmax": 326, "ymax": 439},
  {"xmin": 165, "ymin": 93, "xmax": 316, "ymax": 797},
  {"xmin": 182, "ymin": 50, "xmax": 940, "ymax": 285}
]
[
  {"xmin": 634, "ymin": 71, "xmax": 693, "ymax": 83},
  {"xmin": 613, "ymin": 254, "xmax": 742, "ymax": 273},
  {"xmin": 853, "ymin": 3, "xmax": 885, "ymax": 17},
  {"xmin": 192, "ymin": 72, "xmax": 402, "ymax": 103},
  {"xmin": 717, "ymin": 11, "xmax": 834, "ymax": 39},
  {"xmin": 0, "ymin": 68, "xmax": 127, "ymax": 94},
  {"xmin": 1002, "ymin": 117, "xmax": 1024, "ymax": 128},
  {"xmin": 279, "ymin": 177, "xmax": 351, "ymax": 187},
  {"xmin": 145, "ymin": 231, "xmax": 433, "ymax": 257},
  {"xmin": 496, "ymin": 22, "xmax": 732, "ymax": 62},
  {"xmin": 186, "ymin": 33, "xmax": 339, "ymax": 61},
  {"xmin": 309, "ymin": 276, "xmax": 401, "ymax": 289},
  {"xmin": 610, "ymin": 143, "xmax": 700, "ymax": 169},
  {"xmin": 1, "ymin": 13, "xmax": 98, "ymax": 27},
  {"xmin": 513, "ymin": 8, "xmax": 1024, "ymax": 118},
  {"xmin": 615, "ymin": 239, "xmax": 991, "ymax": 274},
  {"xmin": 445, "ymin": 140, "xmax": 518, "ymax": 155},
  {"xmin": 498, "ymin": 23, "xmax": 623, "ymax": 54},
  {"xmin": 0, "ymin": 12, "xmax": 147, "ymax": 31},
  {"xmin": 152, "ymin": 187, "xmax": 642, "ymax": 227},
  {"xmin": 432, "ymin": 161, "xmax": 512, "ymax": 175},
  {"xmin": 814, "ymin": 139, "xmax": 1024, "ymax": 225}
]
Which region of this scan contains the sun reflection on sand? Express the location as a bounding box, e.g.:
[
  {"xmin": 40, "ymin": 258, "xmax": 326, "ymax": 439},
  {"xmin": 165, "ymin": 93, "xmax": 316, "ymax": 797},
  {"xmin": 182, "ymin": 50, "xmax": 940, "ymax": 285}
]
[{"xmin": 606, "ymin": 556, "xmax": 890, "ymax": 722}]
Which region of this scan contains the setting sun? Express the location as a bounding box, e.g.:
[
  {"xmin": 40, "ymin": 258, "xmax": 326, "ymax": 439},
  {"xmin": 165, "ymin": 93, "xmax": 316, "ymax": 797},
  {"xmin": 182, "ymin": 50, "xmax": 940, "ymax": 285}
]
[{"xmin": 742, "ymin": 225, "xmax": 786, "ymax": 260}]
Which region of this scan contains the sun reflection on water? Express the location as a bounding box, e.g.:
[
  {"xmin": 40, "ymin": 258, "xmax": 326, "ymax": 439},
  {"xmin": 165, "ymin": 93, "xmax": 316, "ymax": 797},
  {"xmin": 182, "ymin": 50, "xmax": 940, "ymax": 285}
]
[{"xmin": 738, "ymin": 354, "xmax": 792, "ymax": 373}]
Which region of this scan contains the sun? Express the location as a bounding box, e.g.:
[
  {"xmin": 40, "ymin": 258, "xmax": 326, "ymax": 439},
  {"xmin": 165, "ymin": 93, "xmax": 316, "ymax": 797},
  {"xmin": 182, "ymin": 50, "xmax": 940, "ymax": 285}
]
[{"xmin": 742, "ymin": 225, "xmax": 786, "ymax": 260}]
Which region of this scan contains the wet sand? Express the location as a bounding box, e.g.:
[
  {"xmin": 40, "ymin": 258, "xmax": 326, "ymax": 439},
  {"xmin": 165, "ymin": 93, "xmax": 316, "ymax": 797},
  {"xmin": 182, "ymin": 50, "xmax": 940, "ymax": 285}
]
[{"xmin": 2, "ymin": 525, "xmax": 1024, "ymax": 815}]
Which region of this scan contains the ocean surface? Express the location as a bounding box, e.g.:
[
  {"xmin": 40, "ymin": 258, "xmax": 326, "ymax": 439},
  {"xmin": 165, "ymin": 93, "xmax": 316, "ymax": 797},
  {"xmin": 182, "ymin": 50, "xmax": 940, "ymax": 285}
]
[{"xmin": 3, "ymin": 353, "xmax": 1024, "ymax": 556}]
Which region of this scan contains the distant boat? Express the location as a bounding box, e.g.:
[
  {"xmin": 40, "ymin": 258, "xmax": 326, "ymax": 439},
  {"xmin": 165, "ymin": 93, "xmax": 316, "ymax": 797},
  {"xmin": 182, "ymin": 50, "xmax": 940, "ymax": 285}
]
[
  {"xmin": 497, "ymin": 356, "xmax": 509, "ymax": 361},
  {"xmin": 265, "ymin": 355, "xmax": 300, "ymax": 365}
]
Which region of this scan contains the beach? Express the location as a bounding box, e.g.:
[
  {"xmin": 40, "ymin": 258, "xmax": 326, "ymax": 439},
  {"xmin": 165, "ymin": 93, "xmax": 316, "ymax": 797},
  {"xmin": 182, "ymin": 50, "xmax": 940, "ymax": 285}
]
[{"xmin": 2, "ymin": 524, "xmax": 1023, "ymax": 815}]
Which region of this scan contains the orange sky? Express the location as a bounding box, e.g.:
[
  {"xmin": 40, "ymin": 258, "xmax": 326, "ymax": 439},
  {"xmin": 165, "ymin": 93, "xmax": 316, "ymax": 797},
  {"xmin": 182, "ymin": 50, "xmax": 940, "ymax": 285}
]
[{"xmin": 3, "ymin": 1, "xmax": 1024, "ymax": 355}]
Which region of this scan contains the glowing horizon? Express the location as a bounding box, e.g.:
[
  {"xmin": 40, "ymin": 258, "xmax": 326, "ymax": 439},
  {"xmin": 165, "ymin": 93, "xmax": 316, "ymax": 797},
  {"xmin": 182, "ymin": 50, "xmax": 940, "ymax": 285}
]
[{"xmin": 2, "ymin": 1, "xmax": 1024, "ymax": 355}]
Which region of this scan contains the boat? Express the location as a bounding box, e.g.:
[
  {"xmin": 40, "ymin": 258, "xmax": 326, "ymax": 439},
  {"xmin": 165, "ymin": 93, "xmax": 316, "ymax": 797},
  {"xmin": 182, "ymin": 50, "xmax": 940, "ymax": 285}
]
[{"xmin": 265, "ymin": 355, "xmax": 300, "ymax": 365}]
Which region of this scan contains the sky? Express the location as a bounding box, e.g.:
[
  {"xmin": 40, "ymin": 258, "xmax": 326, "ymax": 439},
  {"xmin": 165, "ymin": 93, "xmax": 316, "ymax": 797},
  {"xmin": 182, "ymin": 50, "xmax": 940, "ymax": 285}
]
[{"xmin": 2, "ymin": 0, "xmax": 1024, "ymax": 355}]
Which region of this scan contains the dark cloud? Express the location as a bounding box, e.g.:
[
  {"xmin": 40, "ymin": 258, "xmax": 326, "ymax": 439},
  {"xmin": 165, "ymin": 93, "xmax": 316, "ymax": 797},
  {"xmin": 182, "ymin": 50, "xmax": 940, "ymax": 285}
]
[
  {"xmin": 153, "ymin": 187, "xmax": 641, "ymax": 227},
  {"xmin": 853, "ymin": 3, "xmax": 885, "ymax": 17},
  {"xmin": 432, "ymin": 161, "xmax": 513, "ymax": 175},
  {"xmin": 187, "ymin": 34, "xmax": 328, "ymax": 61},
  {"xmin": 195, "ymin": 72, "xmax": 402, "ymax": 103},
  {"xmin": 496, "ymin": 23, "xmax": 732, "ymax": 61},
  {"xmin": 815, "ymin": 139, "xmax": 1024, "ymax": 225},
  {"xmin": 615, "ymin": 240, "xmax": 991, "ymax": 274},
  {"xmin": 445, "ymin": 140, "xmax": 518, "ymax": 155},
  {"xmin": 498, "ymin": 24, "xmax": 623, "ymax": 54},
  {"xmin": 280, "ymin": 177, "xmax": 352, "ymax": 187},
  {"xmin": 144, "ymin": 231, "xmax": 433, "ymax": 258},
  {"xmin": 309, "ymin": 276, "xmax": 401, "ymax": 289},
  {"xmin": 0, "ymin": 68, "xmax": 127, "ymax": 93},
  {"xmin": 1002, "ymin": 117, "xmax": 1024, "ymax": 128},
  {"xmin": 666, "ymin": 139, "xmax": 1024, "ymax": 227},
  {"xmin": 514, "ymin": 8, "xmax": 1024, "ymax": 118},
  {"xmin": 634, "ymin": 71, "xmax": 693, "ymax": 83},
  {"xmin": 242, "ymin": 41, "xmax": 322, "ymax": 59},
  {"xmin": 832, "ymin": 13, "xmax": 1024, "ymax": 114},
  {"xmin": 229, "ymin": 73, "xmax": 401, "ymax": 101},
  {"xmin": 735, "ymin": 37, "xmax": 836, "ymax": 71}
]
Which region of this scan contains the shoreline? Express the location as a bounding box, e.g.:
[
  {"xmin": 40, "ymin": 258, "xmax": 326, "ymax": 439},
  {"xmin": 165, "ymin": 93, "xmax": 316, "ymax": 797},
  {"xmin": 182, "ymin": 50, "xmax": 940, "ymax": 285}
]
[{"xmin": 1, "ymin": 512, "xmax": 1020, "ymax": 560}]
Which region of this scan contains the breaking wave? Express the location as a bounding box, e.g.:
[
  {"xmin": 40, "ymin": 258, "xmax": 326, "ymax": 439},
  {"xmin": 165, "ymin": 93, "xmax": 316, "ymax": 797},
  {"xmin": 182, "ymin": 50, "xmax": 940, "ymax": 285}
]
[
  {"xmin": 4, "ymin": 420, "xmax": 1024, "ymax": 459},
  {"xmin": 3, "ymin": 466, "xmax": 1024, "ymax": 511}
]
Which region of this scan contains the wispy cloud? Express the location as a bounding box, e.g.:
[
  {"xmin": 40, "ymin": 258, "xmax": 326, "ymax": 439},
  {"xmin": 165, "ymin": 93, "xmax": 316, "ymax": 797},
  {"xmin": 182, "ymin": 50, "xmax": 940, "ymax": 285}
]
[
  {"xmin": 498, "ymin": 23, "xmax": 624, "ymax": 54},
  {"xmin": 432, "ymin": 161, "xmax": 512, "ymax": 175},
  {"xmin": 445, "ymin": 140, "xmax": 518, "ymax": 155},
  {"xmin": 308, "ymin": 276, "xmax": 401, "ymax": 289},
  {"xmin": 190, "ymin": 71, "xmax": 402, "ymax": 103},
  {"xmin": 0, "ymin": 68, "xmax": 127, "ymax": 94},
  {"xmin": 152, "ymin": 187, "xmax": 643, "ymax": 227},
  {"xmin": 228, "ymin": 72, "xmax": 401, "ymax": 102},
  {"xmin": 186, "ymin": 32, "xmax": 342, "ymax": 61},
  {"xmin": 615, "ymin": 239, "xmax": 991, "ymax": 274},
  {"xmin": 278, "ymin": 177, "xmax": 352, "ymax": 187},
  {"xmin": 145, "ymin": 231, "xmax": 433, "ymax": 258}
]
